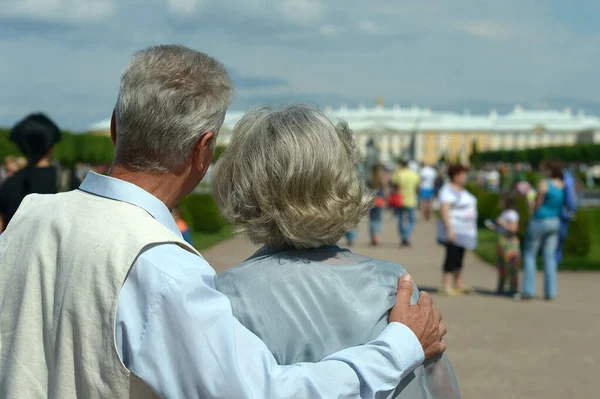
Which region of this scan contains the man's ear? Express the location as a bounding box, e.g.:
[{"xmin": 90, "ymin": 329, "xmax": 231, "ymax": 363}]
[
  {"xmin": 110, "ymin": 110, "xmax": 117, "ymax": 146},
  {"xmin": 193, "ymin": 131, "xmax": 215, "ymax": 171}
]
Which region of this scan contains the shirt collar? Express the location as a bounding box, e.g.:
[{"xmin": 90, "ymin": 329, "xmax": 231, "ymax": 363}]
[{"xmin": 79, "ymin": 172, "xmax": 181, "ymax": 236}]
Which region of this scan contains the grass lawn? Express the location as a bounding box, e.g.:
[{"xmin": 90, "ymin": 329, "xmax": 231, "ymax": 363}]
[
  {"xmin": 475, "ymin": 209, "xmax": 600, "ymax": 271},
  {"xmin": 190, "ymin": 225, "xmax": 234, "ymax": 251}
]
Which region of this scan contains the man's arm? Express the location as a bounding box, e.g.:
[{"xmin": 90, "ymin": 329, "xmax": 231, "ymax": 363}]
[{"xmin": 119, "ymin": 246, "xmax": 442, "ymax": 399}]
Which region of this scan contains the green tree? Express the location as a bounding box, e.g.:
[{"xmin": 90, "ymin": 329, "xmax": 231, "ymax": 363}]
[{"xmin": 469, "ymin": 139, "xmax": 482, "ymax": 168}]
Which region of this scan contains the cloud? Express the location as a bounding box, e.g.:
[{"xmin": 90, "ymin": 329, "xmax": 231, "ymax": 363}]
[
  {"xmin": 166, "ymin": 0, "xmax": 205, "ymax": 16},
  {"xmin": 278, "ymin": 0, "xmax": 323, "ymax": 25},
  {"xmin": 463, "ymin": 21, "xmax": 513, "ymax": 40},
  {"xmin": 0, "ymin": 0, "xmax": 599, "ymax": 130},
  {"xmin": 357, "ymin": 20, "xmax": 383, "ymax": 36},
  {"xmin": 319, "ymin": 24, "xmax": 338, "ymax": 37},
  {"xmin": 0, "ymin": 0, "xmax": 116, "ymax": 23}
]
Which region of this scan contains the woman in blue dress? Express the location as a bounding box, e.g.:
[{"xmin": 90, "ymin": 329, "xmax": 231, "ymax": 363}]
[{"xmin": 213, "ymin": 105, "xmax": 461, "ymax": 398}]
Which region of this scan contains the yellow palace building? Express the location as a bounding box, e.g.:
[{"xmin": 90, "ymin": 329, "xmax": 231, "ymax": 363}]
[
  {"xmin": 218, "ymin": 103, "xmax": 600, "ymax": 164},
  {"xmin": 91, "ymin": 102, "xmax": 600, "ymax": 164}
]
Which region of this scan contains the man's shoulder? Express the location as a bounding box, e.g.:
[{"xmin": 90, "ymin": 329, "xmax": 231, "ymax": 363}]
[{"xmin": 137, "ymin": 243, "xmax": 211, "ymax": 281}]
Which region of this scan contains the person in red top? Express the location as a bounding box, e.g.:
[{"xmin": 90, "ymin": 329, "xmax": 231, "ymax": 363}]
[{"xmin": 388, "ymin": 184, "xmax": 403, "ymax": 211}]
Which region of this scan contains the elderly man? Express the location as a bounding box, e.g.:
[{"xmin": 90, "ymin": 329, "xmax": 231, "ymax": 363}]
[{"xmin": 0, "ymin": 45, "xmax": 446, "ymax": 398}]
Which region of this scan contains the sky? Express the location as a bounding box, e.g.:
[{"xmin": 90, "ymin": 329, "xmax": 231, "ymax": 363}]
[{"xmin": 1, "ymin": 0, "xmax": 599, "ymax": 131}]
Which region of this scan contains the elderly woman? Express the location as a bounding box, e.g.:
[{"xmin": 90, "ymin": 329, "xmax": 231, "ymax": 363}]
[{"xmin": 213, "ymin": 105, "xmax": 461, "ymax": 398}]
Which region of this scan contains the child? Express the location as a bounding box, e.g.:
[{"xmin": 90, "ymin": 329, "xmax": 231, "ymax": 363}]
[{"xmin": 486, "ymin": 193, "xmax": 521, "ymax": 299}]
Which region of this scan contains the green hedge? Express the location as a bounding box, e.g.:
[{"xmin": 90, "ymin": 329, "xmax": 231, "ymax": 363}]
[
  {"xmin": 179, "ymin": 193, "xmax": 227, "ymax": 233},
  {"xmin": 0, "ymin": 128, "xmax": 114, "ymax": 166},
  {"xmin": 480, "ymin": 143, "xmax": 600, "ymax": 165},
  {"xmin": 1, "ymin": 128, "xmax": 226, "ymax": 167},
  {"xmin": 563, "ymin": 209, "xmax": 593, "ymax": 257}
]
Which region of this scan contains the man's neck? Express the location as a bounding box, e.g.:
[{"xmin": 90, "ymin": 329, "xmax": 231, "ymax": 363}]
[
  {"xmin": 109, "ymin": 165, "xmax": 183, "ymax": 210},
  {"xmin": 35, "ymin": 158, "xmax": 52, "ymax": 167}
]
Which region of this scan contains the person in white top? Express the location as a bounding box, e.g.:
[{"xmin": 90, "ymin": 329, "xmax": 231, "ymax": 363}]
[
  {"xmin": 437, "ymin": 164, "xmax": 478, "ymax": 296},
  {"xmin": 419, "ymin": 164, "xmax": 438, "ymax": 221}
]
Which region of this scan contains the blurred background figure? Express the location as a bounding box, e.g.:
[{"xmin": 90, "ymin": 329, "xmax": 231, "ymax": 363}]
[
  {"xmin": 482, "ymin": 164, "xmax": 501, "ymax": 193},
  {"xmin": 392, "ymin": 160, "xmax": 420, "ymax": 247},
  {"xmin": 557, "ymin": 166, "xmax": 579, "ymax": 266},
  {"xmin": 522, "ymin": 160, "xmax": 565, "ymax": 300},
  {"xmin": 515, "ymin": 179, "xmax": 536, "ymax": 209},
  {"xmin": 388, "ymin": 183, "xmax": 403, "ymax": 215},
  {"xmin": 1, "ymin": 156, "xmax": 23, "ymax": 183},
  {"xmin": 364, "ymin": 138, "xmax": 380, "ymax": 173},
  {"xmin": 487, "ymin": 193, "xmax": 522, "ymax": 299},
  {"xmin": 171, "ymin": 206, "xmax": 194, "ymax": 247},
  {"xmin": 0, "ymin": 113, "xmax": 78, "ymax": 232},
  {"xmin": 344, "ymin": 230, "xmax": 357, "ymax": 247},
  {"xmin": 419, "ymin": 163, "xmax": 438, "ymax": 221},
  {"xmin": 408, "ymin": 159, "xmax": 420, "ymax": 173},
  {"xmin": 437, "ymin": 164, "xmax": 478, "ymax": 296},
  {"xmin": 368, "ymin": 164, "xmax": 387, "ymax": 246}
]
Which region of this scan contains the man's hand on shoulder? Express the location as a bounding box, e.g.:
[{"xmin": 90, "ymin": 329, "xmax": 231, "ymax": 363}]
[{"xmin": 389, "ymin": 274, "xmax": 447, "ymax": 359}]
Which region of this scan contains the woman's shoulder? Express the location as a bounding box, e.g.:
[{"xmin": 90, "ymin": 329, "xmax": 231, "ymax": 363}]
[
  {"xmin": 215, "ymin": 252, "xmax": 273, "ymax": 291},
  {"xmin": 366, "ymin": 258, "xmax": 409, "ymax": 276}
]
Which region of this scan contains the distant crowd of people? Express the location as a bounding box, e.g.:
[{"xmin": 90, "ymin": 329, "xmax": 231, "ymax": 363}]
[
  {"xmin": 346, "ymin": 160, "xmax": 443, "ymax": 248},
  {"xmin": 480, "ymin": 161, "xmax": 579, "ymax": 301},
  {"xmin": 347, "ymin": 156, "xmax": 581, "ymax": 302}
]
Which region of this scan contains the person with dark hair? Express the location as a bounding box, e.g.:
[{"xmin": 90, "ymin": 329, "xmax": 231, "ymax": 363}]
[
  {"xmin": 0, "ymin": 113, "xmax": 77, "ymax": 232},
  {"xmin": 436, "ymin": 164, "xmax": 478, "ymax": 296},
  {"xmin": 368, "ymin": 164, "xmax": 388, "ymax": 246},
  {"xmin": 522, "ymin": 160, "xmax": 565, "ymax": 300}
]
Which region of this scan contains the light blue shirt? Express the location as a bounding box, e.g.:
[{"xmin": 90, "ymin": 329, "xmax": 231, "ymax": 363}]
[{"xmin": 78, "ymin": 173, "xmax": 425, "ymax": 399}]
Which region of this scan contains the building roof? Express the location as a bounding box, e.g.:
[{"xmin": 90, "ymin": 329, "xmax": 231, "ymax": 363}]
[{"xmin": 89, "ymin": 105, "xmax": 600, "ymax": 134}]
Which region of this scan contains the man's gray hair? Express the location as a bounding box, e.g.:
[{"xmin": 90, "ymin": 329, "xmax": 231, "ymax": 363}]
[
  {"xmin": 212, "ymin": 104, "xmax": 374, "ymax": 249},
  {"xmin": 114, "ymin": 45, "xmax": 233, "ymax": 172}
]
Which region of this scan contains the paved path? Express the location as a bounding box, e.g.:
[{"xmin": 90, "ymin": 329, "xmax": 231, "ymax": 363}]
[{"xmin": 203, "ymin": 213, "xmax": 599, "ymax": 399}]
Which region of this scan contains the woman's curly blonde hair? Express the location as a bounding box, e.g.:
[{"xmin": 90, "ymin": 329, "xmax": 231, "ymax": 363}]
[{"xmin": 212, "ymin": 104, "xmax": 374, "ymax": 249}]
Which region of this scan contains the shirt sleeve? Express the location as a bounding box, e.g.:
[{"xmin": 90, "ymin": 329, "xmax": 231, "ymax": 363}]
[
  {"xmin": 438, "ymin": 187, "xmax": 454, "ymax": 204},
  {"xmin": 120, "ymin": 245, "xmax": 425, "ymax": 399}
]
